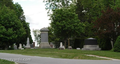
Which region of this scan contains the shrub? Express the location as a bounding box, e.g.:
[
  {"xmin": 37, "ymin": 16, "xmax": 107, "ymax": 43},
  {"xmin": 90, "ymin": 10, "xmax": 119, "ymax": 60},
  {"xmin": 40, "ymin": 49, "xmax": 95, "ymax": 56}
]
[
  {"xmin": 97, "ymin": 37, "xmax": 112, "ymax": 50},
  {"xmin": 113, "ymin": 36, "xmax": 120, "ymax": 52}
]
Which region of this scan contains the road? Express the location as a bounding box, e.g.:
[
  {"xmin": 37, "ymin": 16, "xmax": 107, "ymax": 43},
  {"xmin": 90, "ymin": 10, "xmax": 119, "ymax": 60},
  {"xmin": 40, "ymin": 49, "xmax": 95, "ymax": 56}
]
[{"xmin": 0, "ymin": 53, "xmax": 120, "ymax": 64}]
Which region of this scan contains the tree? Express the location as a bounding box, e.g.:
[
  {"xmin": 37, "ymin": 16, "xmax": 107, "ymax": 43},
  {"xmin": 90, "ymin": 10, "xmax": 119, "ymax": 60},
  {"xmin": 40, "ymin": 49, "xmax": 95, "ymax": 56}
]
[
  {"xmin": 113, "ymin": 36, "xmax": 120, "ymax": 52},
  {"xmin": 0, "ymin": 0, "xmax": 15, "ymax": 9},
  {"xmin": 14, "ymin": 3, "xmax": 33, "ymax": 46},
  {"xmin": 94, "ymin": 8, "xmax": 120, "ymax": 49},
  {"xmin": 50, "ymin": 4, "xmax": 85, "ymax": 47},
  {"xmin": 44, "ymin": 0, "xmax": 77, "ymax": 9},
  {"xmin": 0, "ymin": 6, "xmax": 26, "ymax": 49},
  {"xmin": 0, "ymin": 0, "xmax": 33, "ymax": 49},
  {"xmin": 75, "ymin": 0, "xmax": 85, "ymax": 22}
]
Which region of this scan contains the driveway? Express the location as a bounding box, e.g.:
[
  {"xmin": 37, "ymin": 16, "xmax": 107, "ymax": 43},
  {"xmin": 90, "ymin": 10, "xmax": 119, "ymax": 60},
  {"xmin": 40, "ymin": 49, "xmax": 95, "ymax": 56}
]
[{"xmin": 0, "ymin": 53, "xmax": 120, "ymax": 64}]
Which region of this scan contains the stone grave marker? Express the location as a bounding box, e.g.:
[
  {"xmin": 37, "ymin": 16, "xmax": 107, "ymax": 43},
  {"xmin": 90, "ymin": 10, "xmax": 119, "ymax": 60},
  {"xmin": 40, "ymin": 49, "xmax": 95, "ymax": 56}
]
[
  {"xmin": 59, "ymin": 42, "xmax": 65, "ymax": 50},
  {"xmin": 19, "ymin": 44, "xmax": 24, "ymax": 50},
  {"xmin": 82, "ymin": 38, "xmax": 101, "ymax": 50},
  {"xmin": 25, "ymin": 37, "xmax": 30, "ymax": 49},
  {"xmin": 39, "ymin": 27, "xmax": 51, "ymax": 48},
  {"xmin": 68, "ymin": 46, "xmax": 72, "ymax": 49},
  {"xmin": 14, "ymin": 44, "xmax": 17, "ymax": 50},
  {"xmin": 76, "ymin": 48, "xmax": 80, "ymax": 50}
]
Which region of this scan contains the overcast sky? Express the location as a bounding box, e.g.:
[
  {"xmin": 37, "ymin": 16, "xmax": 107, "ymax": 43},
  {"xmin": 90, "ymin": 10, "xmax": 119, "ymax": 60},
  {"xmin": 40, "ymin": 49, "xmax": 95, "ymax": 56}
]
[{"xmin": 13, "ymin": 0, "xmax": 51, "ymax": 42}]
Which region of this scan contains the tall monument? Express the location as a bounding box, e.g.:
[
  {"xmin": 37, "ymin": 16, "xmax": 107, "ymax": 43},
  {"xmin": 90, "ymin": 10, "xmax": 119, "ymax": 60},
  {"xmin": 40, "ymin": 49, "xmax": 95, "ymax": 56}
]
[
  {"xmin": 25, "ymin": 37, "xmax": 30, "ymax": 48},
  {"xmin": 39, "ymin": 27, "xmax": 51, "ymax": 48}
]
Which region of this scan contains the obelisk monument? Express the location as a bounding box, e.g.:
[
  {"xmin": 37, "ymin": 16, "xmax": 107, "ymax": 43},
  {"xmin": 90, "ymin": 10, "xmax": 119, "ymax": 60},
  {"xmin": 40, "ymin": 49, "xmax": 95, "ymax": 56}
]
[{"xmin": 25, "ymin": 37, "xmax": 30, "ymax": 48}]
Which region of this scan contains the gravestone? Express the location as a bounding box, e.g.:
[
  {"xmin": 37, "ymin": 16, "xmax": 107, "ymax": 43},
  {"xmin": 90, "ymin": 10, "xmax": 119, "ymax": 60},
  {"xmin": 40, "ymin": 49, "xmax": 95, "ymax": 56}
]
[
  {"xmin": 82, "ymin": 38, "xmax": 101, "ymax": 50},
  {"xmin": 39, "ymin": 27, "xmax": 51, "ymax": 48},
  {"xmin": 19, "ymin": 44, "xmax": 24, "ymax": 50},
  {"xmin": 59, "ymin": 42, "xmax": 65, "ymax": 50},
  {"xmin": 68, "ymin": 46, "xmax": 72, "ymax": 49},
  {"xmin": 25, "ymin": 37, "xmax": 30, "ymax": 49},
  {"xmin": 23, "ymin": 44, "xmax": 26, "ymax": 48},
  {"xmin": 76, "ymin": 48, "xmax": 80, "ymax": 50},
  {"xmin": 33, "ymin": 42, "xmax": 35, "ymax": 48},
  {"xmin": 14, "ymin": 44, "xmax": 17, "ymax": 50},
  {"xmin": 50, "ymin": 42, "xmax": 55, "ymax": 48}
]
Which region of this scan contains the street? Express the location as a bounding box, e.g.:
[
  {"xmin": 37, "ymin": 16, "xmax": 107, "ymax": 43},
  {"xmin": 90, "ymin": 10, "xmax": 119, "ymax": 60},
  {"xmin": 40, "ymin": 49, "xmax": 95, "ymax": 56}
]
[{"xmin": 0, "ymin": 53, "xmax": 120, "ymax": 64}]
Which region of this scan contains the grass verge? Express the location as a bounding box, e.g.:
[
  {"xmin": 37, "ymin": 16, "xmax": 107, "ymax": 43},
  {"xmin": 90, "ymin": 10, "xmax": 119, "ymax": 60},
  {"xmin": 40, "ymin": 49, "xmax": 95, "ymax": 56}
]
[
  {"xmin": 0, "ymin": 49, "xmax": 120, "ymax": 60},
  {"xmin": 0, "ymin": 59, "xmax": 15, "ymax": 64}
]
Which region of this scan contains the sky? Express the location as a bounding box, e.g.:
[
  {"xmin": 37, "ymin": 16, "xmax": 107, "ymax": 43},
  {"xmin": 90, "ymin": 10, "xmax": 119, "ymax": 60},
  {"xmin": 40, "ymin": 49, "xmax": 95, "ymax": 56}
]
[{"xmin": 13, "ymin": 0, "xmax": 51, "ymax": 43}]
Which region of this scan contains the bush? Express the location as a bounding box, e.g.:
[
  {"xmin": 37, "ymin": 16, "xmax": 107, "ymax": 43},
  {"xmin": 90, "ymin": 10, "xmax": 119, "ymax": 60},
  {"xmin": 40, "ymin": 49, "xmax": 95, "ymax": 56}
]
[
  {"xmin": 97, "ymin": 37, "xmax": 112, "ymax": 50},
  {"xmin": 113, "ymin": 36, "xmax": 120, "ymax": 52}
]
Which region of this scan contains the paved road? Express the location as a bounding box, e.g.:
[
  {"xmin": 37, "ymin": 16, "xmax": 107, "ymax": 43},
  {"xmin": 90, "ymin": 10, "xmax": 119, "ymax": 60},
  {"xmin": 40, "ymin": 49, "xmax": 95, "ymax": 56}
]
[{"xmin": 0, "ymin": 53, "xmax": 120, "ymax": 64}]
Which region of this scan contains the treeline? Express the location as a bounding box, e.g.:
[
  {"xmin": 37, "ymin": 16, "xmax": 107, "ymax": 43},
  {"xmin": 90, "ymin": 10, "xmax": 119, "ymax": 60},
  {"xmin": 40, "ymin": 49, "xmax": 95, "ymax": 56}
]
[
  {"xmin": 44, "ymin": 0, "xmax": 120, "ymax": 51},
  {"xmin": 0, "ymin": 0, "xmax": 33, "ymax": 50}
]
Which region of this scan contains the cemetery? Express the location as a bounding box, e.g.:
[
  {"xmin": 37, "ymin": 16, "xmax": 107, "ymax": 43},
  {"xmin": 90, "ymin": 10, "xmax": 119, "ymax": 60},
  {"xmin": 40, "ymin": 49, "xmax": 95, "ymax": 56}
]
[{"xmin": 0, "ymin": 0, "xmax": 120, "ymax": 64}]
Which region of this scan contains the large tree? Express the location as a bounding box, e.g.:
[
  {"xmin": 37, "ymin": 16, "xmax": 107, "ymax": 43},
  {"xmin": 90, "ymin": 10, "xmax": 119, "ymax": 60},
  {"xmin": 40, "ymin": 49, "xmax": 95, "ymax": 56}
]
[
  {"xmin": 94, "ymin": 8, "xmax": 120, "ymax": 48},
  {"xmin": 50, "ymin": 4, "xmax": 85, "ymax": 47},
  {"xmin": 0, "ymin": 6, "xmax": 26, "ymax": 49},
  {"xmin": 14, "ymin": 3, "xmax": 33, "ymax": 46},
  {"xmin": 0, "ymin": 0, "xmax": 33, "ymax": 49}
]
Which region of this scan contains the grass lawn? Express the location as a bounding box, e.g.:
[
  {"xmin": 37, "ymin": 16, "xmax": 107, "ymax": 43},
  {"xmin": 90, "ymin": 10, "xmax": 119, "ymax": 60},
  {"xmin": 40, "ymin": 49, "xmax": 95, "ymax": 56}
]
[
  {"xmin": 0, "ymin": 49, "xmax": 120, "ymax": 60},
  {"xmin": 0, "ymin": 59, "xmax": 15, "ymax": 64}
]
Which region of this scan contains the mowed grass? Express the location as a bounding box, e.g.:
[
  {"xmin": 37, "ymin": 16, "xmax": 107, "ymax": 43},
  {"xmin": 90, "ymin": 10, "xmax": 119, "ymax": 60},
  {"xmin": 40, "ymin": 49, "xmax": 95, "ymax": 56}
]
[
  {"xmin": 0, "ymin": 59, "xmax": 15, "ymax": 64},
  {"xmin": 0, "ymin": 49, "xmax": 120, "ymax": 60}
]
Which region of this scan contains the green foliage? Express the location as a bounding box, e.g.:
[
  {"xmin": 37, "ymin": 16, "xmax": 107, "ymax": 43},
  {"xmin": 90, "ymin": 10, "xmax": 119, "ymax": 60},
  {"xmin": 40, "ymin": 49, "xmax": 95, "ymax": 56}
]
[
  {"xmin": 48, "ymin": 26, "xmax": 54, "ymax": 42},
  {"xmin": 0, "ymin": 5, "xmax": 25, "ymax": 49},
  {"xmin": 0, "ymin": 1, "xmax": 33, "ymax": 49},
  {"xmin": 45, "ymin": 0, "xmax": 120, "ymax": 49},
  {"xmin": 81, "ymin": 0, "xmax": 105, "ymax": 22},
  {"xmin": 14, "ymin": 3, "xmax": 32, "ymax": 45},
  {"xmin": 113, "ymin": 36, "xmax": 120, "ymax": 52},
  {"xmin": 0, "ymin": 59, "xmax": 15, "ymax": 64},
  {"xmin": 50, "ymin": 5, "xmax": 85, "ymax": 40},
  {"xmin": 0, "ymin": 0, "xmax": 15, "ymax": 9},
  {"xmin": 44, "ymin": 0, "xmax": 76, "ymax": 10},
  {"xmin": 75, "ymin": 0, "xmax": 85, "ymax": 22},
  {"xmin": 97, "ymin": 37, "xmax": 112, "ymax": 50}
]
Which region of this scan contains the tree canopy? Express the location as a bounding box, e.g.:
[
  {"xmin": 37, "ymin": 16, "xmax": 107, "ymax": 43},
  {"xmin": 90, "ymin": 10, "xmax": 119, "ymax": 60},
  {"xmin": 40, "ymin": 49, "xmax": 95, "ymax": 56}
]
[{"xmin": 0, "ymin": 0, "xmax": 33, "ymax": 49}]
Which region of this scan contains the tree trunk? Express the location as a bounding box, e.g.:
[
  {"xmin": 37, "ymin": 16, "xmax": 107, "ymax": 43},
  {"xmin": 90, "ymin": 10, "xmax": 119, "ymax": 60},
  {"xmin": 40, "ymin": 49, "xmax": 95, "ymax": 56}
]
[
  {"xmin": 111, "ymin": 38, "xmax": 114, "ymax": 49},
  {"xmin": 64, "ymin": 40, "xmax": 66, "ymax": 48},
  {"xmin": 68, "ymin": 38, "xmax": 70, "ymax": 48}
]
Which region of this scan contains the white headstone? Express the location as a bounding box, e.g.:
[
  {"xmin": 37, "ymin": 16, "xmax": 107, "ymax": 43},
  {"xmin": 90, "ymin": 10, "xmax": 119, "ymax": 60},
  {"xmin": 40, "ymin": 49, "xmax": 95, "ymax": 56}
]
[
  {"xmin": 59, "ymin": 42, "xmax": 65, "ymax": 50},
  {"xmin": 25, "ymin": 37, "xmax": 30, "ymax": 48},
  {"xmin": 19, "ymin": 44, "xmax": 22, "ymax": 49},
  {"xmin": 60, "ymin": 42, "xmax": 63, "ymax": 48},
  {"xmin": 62, "ymin": 46, "xmax": 65, "ymax": 49},
  {"xmin": 14, "ymin": 43, "xmax": 17, "ymax": 50},
  {"xmin": 76, "ymin": 48, "xmax": 80, "ymax": 50},
  {"xmin": 53, "ymin": 45, "xmax": 55, "ymax": 48}
]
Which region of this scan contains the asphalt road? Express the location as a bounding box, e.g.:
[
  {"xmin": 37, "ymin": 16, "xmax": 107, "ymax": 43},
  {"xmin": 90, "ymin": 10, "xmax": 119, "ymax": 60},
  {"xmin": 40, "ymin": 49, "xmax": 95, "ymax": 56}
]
[{"xmin": 0, "ymin": 53, "xmax": 120, "ymax": 64}]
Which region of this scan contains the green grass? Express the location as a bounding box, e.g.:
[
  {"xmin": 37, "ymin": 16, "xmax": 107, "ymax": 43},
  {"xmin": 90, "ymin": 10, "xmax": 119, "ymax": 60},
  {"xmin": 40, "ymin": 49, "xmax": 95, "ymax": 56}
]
[
  {"xmin": 0, "ymin": 49, "xmax": 120, "ymax": 60},
  {"xmin": 0, "ymin": 59, "xmax": 15, "ymax": 64}
]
